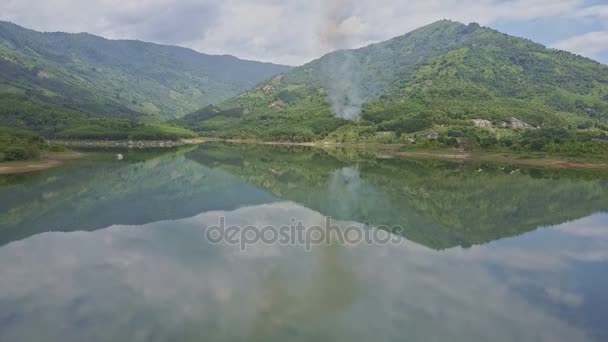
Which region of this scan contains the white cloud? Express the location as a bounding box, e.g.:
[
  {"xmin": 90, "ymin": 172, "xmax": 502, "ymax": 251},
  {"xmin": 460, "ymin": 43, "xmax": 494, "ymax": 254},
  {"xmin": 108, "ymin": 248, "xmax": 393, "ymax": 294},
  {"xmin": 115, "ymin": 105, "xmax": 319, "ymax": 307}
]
[
  {"xmin": 555, "ymin": 213, "xmax": 608, "ymax": 238},
  {"xmin": 0, "ymin": 202, "xmax": 595, "ymax": 341},
  {"xmin": 545, "ymin": 287, "xmax": 584, "ymax": 308},
  {"xmin": 576, "ymin": 5, "xmax": 608, "ymax": 19},
  {"xmin": 551, "ymin": 31, "xmax": 608, "ymax": 60},
  {"xmin": 0, "ymin": 0, "xmax": 605, "ymax": 64}
]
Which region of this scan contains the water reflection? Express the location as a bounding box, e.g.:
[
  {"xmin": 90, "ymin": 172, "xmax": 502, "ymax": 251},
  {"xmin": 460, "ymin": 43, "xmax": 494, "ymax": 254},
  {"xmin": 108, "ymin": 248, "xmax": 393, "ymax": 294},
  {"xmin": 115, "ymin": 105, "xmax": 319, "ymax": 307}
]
[
  {"xmin": 2, "ymin": 144, "xmax": 607, "ymax": 249},
  {"xmin": 0, "ymin": 203, "xmax": 606, "ymax": 341},
  {"xmin": 187, "ymin": 144, "xmax": 608, "ymax": 249},
  {"xmin": 0, "ymin": 144, "xmax": 607, "ymax": 341},
  {"xmin": 0, "ymin": 148, "xmax": 276, "ymax": 245}
]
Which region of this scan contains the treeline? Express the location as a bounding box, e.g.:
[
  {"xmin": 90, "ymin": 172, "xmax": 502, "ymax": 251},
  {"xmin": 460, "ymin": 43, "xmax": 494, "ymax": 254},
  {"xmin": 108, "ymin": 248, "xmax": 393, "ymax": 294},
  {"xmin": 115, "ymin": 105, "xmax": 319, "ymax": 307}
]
[
  {"xmin": 0, "ymin": 127, "xmax": 47, "ymax": 162},
  {"xmin": 0, "ymin": 93, "xmax": 197, "ymax": 141},
  {"xmin": 57, "ymin": 122, "xmax": 198, "ymax": 140}
]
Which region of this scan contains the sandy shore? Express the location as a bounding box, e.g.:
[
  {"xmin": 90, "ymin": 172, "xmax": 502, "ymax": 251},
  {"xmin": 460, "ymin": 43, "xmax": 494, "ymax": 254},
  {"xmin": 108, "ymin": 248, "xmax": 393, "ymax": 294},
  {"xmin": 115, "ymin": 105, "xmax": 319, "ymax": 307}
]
[{"xmin": 0, "ymin": 152, "xmax": 83, "ymax": 175}]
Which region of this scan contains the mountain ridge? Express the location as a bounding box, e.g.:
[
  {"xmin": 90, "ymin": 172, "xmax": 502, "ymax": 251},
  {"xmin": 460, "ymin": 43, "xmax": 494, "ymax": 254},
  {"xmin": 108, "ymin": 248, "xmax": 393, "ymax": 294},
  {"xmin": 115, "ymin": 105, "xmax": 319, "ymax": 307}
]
[
  {"xmin": 179, "ymin": 20, "xmax": 608, "ymax": 154},
  {"xmin": 0, "ymin": 20, "xmax": 291, "ymax": 120},
  {"xmin": 0, "ymin": 20, "xmax": 285, "ymax": 68}
]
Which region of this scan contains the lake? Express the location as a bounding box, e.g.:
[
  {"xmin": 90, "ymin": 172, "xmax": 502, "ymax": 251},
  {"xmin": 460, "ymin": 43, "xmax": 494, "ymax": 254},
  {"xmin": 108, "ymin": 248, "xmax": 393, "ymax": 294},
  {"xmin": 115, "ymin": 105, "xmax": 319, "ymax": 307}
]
[{"xmin": 0, "ymin": 143, "xmax": 607, "ymax": 342}]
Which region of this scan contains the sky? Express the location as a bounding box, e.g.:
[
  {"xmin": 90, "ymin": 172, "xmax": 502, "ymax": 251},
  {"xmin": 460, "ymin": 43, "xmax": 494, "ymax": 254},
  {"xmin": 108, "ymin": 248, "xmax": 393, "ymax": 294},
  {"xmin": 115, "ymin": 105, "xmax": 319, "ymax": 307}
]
[{"xmin": 1, "ymin": 0, "xmax": 608, "ymax": 66}]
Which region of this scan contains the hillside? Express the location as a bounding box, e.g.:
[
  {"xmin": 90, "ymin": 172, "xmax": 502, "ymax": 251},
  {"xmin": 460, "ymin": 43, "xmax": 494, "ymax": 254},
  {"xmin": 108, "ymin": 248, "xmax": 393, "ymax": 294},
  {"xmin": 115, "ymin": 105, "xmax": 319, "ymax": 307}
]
[
  {"xmin": 0, "ymin": 20, "xmax": 291, "ymax": 121},
  {"xmin": 0, "ymin": 91, "xmax": 198, "ymax": 142},
  {"xmin": 180, "ymin": 20, "xmax": 608, "ymax": 153}
]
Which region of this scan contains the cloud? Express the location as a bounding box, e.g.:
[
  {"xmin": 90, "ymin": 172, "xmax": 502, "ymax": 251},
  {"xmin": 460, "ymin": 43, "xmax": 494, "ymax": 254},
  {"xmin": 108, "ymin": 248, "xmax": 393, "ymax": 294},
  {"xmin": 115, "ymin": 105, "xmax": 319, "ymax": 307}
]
[
  {"xmin": 555, "ymin": 213, "xmax": 608, "ymax": 238},
  {"xmin": 576, "ymin": 5, "xmax": 608, "ymax": 19},
  {"xmin": 2, "ymin": 0, "xmax": 220, "ymax": 45},
  {"xmin": 0, "ymin": 0, "xmax": 606, "ymax": 64},
  {"xmin": 0, "ymin": 202, "xmax": 595, "ymax": 341},
  {"xmin": 545, "ymin": 287, "xmax": 584, "ymax": 308},
  {"xmin": 551, "ymin": 31, "xmax": 608, "ymax": 61}
]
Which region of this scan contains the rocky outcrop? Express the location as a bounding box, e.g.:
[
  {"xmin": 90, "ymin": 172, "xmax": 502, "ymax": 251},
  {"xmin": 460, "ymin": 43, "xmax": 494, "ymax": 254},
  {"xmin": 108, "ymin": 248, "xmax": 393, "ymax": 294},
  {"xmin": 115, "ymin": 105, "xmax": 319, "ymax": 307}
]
[
  {"xmin": 269, "ymin": 100, "xmax": 285, "ymax": 109},
  {"xmin": 262, "ymin": 85, "xmax": 274, "ymax": 95},
  {"xmin": 425, "ymin": 131, "xmax": 439, "ymax": 140},
  {"xmin": 501, "ymin": 117, "xmax": 534, "ymax": 130},
  {"xmin": 472, "ymin": 119, "xmax": 493, "ymax": 128}
]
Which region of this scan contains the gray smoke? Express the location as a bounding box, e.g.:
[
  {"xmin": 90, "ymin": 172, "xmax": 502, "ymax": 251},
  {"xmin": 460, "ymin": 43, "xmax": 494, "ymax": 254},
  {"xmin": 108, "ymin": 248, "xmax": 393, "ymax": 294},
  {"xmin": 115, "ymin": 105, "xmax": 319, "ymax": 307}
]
[{"xmin": 319, "ymin": 0, "xmax": 362, "ymax": 121}]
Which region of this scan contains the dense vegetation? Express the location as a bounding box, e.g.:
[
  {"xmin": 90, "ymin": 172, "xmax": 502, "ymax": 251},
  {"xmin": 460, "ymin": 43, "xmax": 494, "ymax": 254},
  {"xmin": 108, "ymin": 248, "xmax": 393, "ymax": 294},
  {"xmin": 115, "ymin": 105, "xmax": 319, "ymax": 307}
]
[
  {"xmin": 0, "ymin": 20, "xmax": 290, "ymax": 120},
  {"xmin": 179, "ymin": 20, "xmax": 608, "ymax": 154},
  {"xmin": 0, "ymin": 93, "xmax": 197, "ymax": 141},
  {"xmin": 0, "ymin": 127, "xmax": 47, "ymax": 162}
]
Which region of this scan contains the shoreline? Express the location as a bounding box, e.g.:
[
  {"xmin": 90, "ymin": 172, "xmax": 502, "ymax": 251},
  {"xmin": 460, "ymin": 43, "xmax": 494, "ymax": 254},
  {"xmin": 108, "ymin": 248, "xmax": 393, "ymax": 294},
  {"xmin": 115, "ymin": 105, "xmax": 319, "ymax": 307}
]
[
  {"xmin": 0, "ymin": 152, "xmax": 83, "ymax": 175},
  {"xmin": 54, "ymin": 139, "xmax": 209, "ymax": 149},
  {"xmin": 204, "ymin": 138, "xmax": 608, "ymax": 170},
  {"xmin": 393, "ymin": 151, "xmax": 608, "ymax": 169},
  {"xmin": 6, "ymin": 138, "xmax": 606, "ymax": 172}
]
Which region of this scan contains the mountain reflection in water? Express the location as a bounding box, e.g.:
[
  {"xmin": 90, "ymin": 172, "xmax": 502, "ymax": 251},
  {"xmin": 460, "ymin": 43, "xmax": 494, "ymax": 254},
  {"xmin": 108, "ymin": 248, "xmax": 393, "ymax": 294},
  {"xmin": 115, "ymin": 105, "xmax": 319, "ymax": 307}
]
[{"xmin": 0, "ymin": 144, "xmax": 607, "ymax": 341}]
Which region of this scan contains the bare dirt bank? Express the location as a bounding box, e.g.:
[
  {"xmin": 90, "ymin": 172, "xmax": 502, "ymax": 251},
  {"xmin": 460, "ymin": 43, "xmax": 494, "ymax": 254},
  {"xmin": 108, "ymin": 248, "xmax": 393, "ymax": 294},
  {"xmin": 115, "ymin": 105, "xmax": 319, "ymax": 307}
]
[{"xmin": 0, "ymin": 152, "xmax": 83, "ymax": 175}]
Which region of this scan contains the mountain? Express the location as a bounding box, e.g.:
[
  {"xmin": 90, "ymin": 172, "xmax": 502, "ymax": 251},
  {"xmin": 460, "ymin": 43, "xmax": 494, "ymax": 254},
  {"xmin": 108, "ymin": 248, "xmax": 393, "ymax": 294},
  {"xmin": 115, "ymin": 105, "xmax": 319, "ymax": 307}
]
[
  {"xmin": 180, "ymin": 20, "xmax": 608, "ymax": 154},
  {"xmin": 0, "ymin": 20, "xmax": 291, "ymax": 121}
]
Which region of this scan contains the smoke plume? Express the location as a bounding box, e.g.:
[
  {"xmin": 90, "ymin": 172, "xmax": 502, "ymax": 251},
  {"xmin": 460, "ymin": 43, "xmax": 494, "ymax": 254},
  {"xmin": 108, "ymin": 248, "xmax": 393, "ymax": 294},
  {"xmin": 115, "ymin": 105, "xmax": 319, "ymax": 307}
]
[{"xmin": 319, "ymin": 0, "xmax": 363, "ymax": 121}]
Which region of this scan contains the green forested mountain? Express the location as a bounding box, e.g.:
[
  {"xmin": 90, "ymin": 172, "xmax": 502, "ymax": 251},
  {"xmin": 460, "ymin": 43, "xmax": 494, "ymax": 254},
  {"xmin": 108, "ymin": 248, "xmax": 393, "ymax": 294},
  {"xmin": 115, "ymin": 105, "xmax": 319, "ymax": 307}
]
[
  {"xmin": 0, "ymin": 20, "xmax": 290, "ymax": 121},
  {"xmin": 0, "ymin": 20, "xmax": 290, "ymax": 146},
  {"xmin": 180, "ymin": 20, "xmax": 608, "ymax": 153}
]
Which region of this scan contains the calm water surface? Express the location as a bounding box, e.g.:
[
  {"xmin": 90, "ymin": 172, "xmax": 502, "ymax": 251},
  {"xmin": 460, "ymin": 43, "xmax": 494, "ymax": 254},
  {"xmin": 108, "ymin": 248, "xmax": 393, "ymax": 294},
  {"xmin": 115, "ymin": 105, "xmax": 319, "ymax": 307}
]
[{"xmin": 0, "ymin": 144, "xmax": 607, "ymax": 341}]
